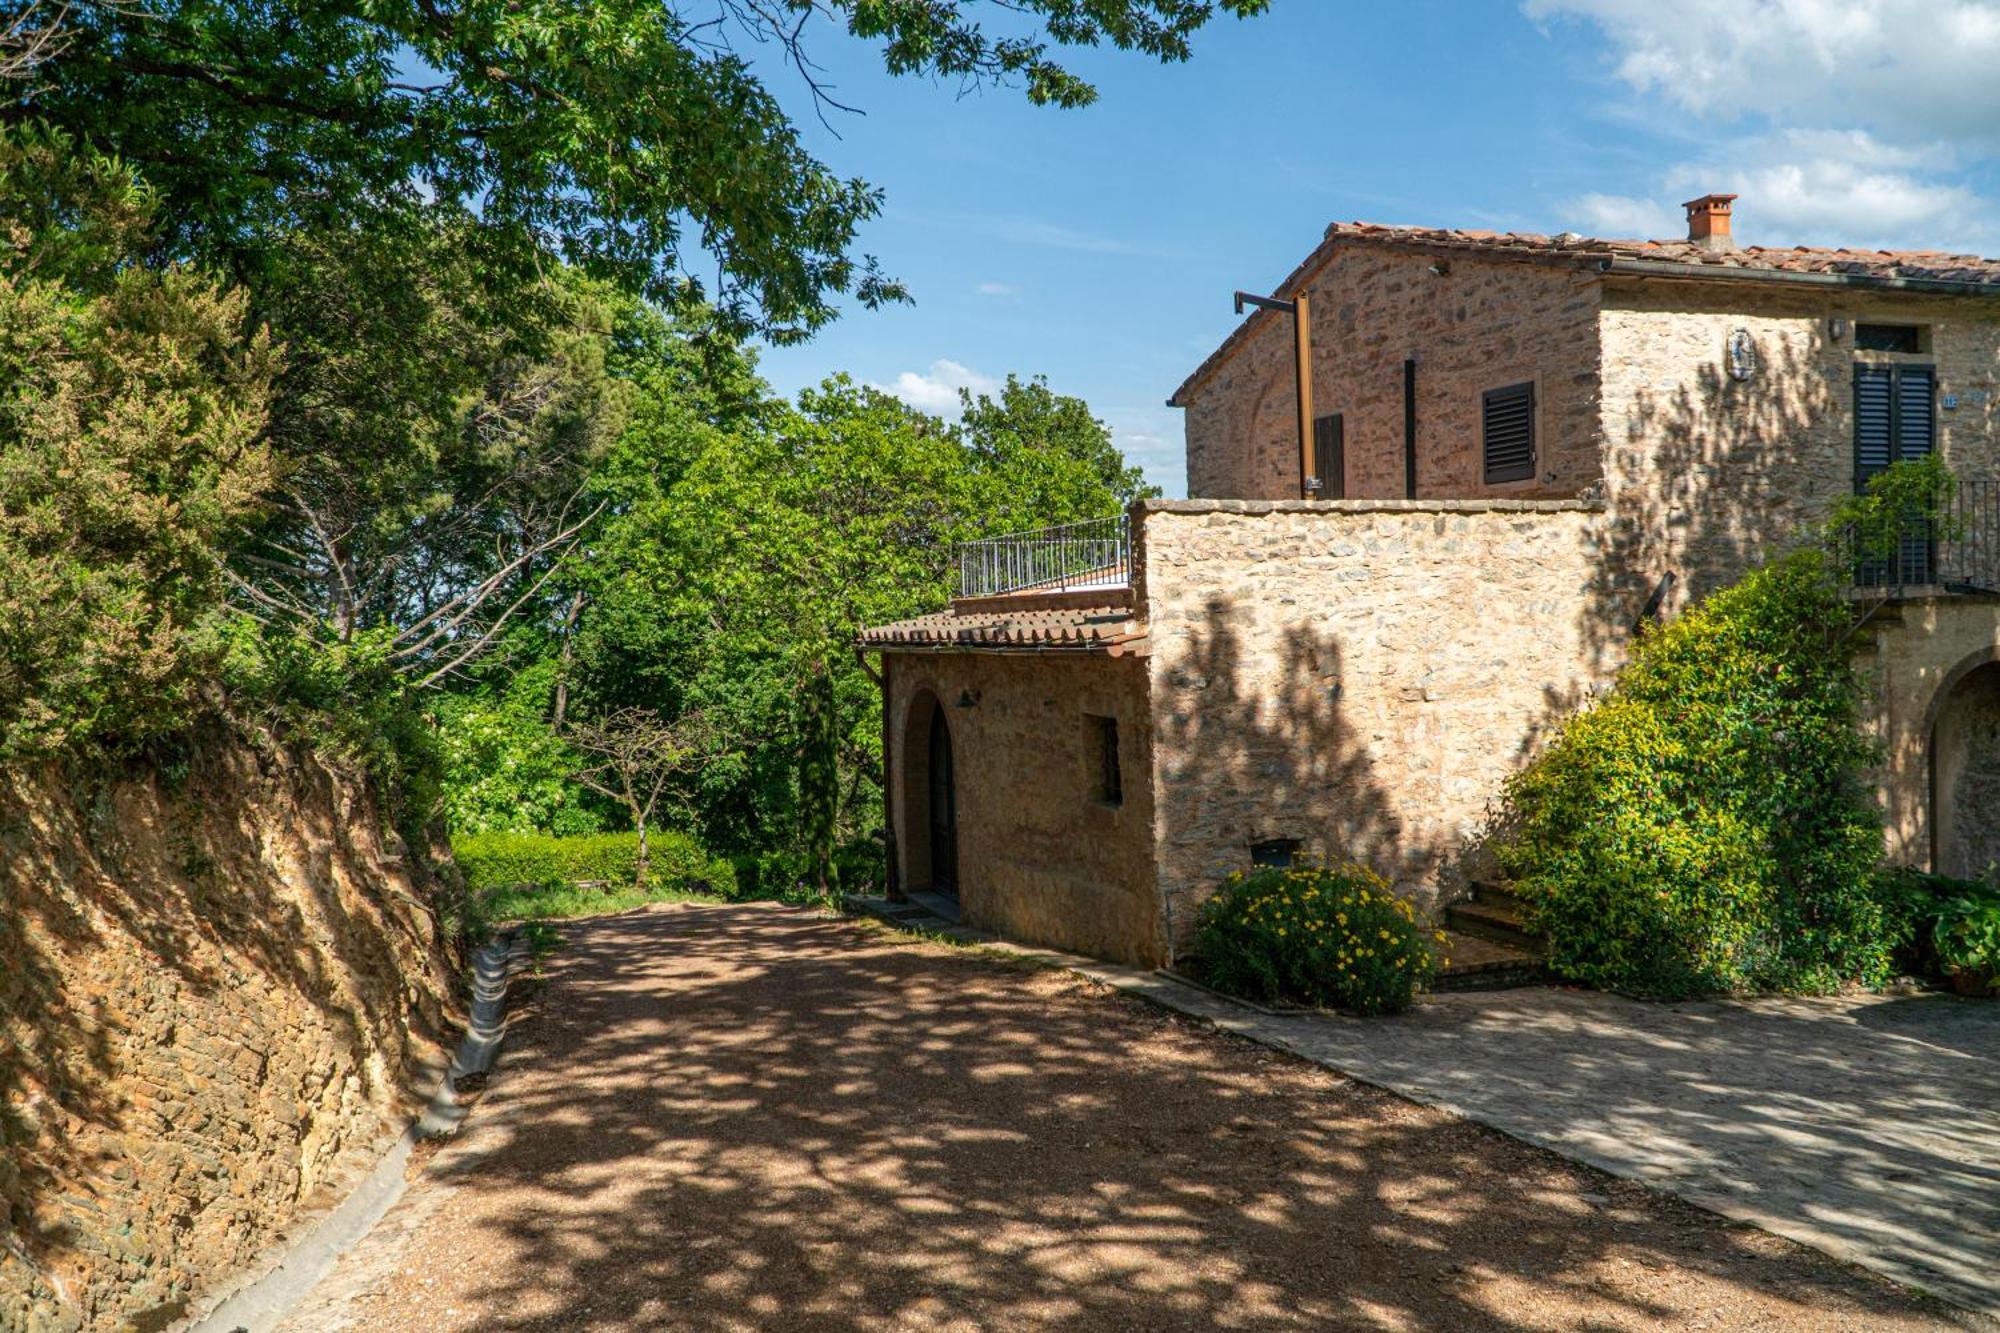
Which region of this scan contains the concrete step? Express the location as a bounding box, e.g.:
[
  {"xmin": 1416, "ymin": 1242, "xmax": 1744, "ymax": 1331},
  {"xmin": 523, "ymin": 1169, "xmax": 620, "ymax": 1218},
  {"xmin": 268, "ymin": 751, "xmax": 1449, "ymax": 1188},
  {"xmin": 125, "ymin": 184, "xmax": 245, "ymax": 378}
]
[
  {"xmin": 1445, "ymin": 897, "xmax": 1541, "ymax": 953},
  {"xmin": 1431, "ymin": 930, "xmax": 1549, "ymax": 992}
]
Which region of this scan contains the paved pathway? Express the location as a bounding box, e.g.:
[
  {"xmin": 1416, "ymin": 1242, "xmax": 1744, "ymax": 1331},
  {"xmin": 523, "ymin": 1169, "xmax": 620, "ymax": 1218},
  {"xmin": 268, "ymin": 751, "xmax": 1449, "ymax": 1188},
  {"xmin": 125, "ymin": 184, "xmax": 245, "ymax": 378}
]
[
  {"xmin": 1060, "ymin": 965, "xmax": 2000, "ymax": 1318},
  {"xmin": 280, "ymin": 903, "xmax": 1979, "ymax": 1331}
]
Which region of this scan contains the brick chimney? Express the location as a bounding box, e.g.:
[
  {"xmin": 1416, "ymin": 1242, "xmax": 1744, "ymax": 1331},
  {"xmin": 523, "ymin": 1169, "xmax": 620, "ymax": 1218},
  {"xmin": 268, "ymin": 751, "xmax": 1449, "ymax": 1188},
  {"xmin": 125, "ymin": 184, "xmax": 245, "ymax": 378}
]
[{"xmin": 1682, "ymin": 193, "xmax": 1738, "ymax": 252}]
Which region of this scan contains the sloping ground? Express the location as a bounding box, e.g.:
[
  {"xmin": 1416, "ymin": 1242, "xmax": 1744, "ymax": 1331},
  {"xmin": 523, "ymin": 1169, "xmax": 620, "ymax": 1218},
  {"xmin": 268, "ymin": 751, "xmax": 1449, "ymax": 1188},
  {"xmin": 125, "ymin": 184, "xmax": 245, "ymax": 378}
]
[
  {"xmin": 284, "ymin": 903, "xmax": 1975, "ymax": 1332},
  {"xmin": 0, "ymin": 729, "xmax": 458, "ymax": 1332}
]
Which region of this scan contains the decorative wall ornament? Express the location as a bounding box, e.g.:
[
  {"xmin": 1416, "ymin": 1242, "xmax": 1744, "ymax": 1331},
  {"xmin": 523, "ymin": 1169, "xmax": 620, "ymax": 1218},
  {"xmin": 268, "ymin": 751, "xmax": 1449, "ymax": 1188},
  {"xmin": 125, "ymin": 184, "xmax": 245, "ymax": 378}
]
[{"xmin": 1726, "ymin": 328, "xmax": 1758, "ymax": 382}]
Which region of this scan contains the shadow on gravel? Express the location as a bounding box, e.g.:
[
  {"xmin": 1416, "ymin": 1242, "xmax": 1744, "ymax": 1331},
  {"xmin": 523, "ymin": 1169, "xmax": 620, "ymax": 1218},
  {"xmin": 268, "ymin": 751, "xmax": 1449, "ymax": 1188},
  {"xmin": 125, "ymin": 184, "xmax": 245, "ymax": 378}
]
[{"xmin": 422, "ymin": 905, "xmax": 1969, "ymax": 1332}]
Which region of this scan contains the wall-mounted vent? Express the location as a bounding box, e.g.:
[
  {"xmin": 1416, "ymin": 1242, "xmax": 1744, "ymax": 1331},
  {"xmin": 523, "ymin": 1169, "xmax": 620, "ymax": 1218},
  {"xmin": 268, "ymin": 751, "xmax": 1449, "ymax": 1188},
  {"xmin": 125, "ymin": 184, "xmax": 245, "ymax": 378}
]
[{"xmin": 1482, "ymin": 382, "xmax": 1536, "ymax": 484}]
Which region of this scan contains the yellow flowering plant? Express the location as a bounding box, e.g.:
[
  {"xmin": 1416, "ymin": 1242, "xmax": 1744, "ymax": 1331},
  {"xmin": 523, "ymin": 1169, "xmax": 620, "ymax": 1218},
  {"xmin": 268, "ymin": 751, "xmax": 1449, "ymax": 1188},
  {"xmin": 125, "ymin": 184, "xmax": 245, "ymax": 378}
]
[{"xmin": 1192, "ymin": 859, "xmax": 1439, "ymax": 1015}]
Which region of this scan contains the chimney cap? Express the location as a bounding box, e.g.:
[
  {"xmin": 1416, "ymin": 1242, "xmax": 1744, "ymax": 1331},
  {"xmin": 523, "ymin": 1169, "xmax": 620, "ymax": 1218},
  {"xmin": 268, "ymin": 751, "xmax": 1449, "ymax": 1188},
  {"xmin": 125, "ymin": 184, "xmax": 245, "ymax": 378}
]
[{"xmin": 1681, "ymin": 192, "xmax": 1739, "ymax": 251}]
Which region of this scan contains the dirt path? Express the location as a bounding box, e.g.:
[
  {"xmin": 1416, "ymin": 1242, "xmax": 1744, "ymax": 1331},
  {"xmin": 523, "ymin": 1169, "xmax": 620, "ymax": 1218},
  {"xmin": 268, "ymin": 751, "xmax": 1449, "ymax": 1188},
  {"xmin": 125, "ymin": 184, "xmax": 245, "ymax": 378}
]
[{"xmin": 282, "ymin": 902, "xmax": 1978, "ymax": 1332}]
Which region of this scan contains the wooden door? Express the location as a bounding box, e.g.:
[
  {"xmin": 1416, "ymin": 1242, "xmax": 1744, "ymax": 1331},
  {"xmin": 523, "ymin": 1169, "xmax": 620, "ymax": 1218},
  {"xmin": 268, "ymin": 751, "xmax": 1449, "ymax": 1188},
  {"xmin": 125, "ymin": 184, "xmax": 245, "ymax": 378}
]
[{"xmin": 927, "ymin": 702, "xmax": 958, "ymax": 897}]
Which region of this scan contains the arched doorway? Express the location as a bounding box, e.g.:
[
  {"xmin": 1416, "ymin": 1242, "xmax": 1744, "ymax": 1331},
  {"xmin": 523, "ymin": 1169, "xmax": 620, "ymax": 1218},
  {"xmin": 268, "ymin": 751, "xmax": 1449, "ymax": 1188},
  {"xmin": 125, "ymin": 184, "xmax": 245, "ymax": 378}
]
[
  {"xmin": 1932, "ymin": 660, "xmax": 2000, "ymax": 883},
  {"xmin": 925, "ymin": 699, "xmax": 959, "ymax": 898}
]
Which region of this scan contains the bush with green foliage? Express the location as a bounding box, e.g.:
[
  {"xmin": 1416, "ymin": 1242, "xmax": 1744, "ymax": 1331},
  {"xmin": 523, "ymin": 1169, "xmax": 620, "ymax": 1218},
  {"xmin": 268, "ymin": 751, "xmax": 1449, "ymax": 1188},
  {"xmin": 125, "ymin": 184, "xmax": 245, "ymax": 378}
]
[
  {"xmin": 1498, "ymin": 549, "xmax": 1891, "ymax": 997},
  {"xmin": 454, "ymin": 830, "xmax": 729, "ymax": 894},
  {"xmin": 0, "ymin": 125, "xmax": 279, "ymax": 757},
  {"xmin": 1879, "ymin": 868, "xmax": 2000, "ymax": 991},
  {"xmin": 1192, "ymin": 861, "xmax": 1441, "ymax": 1015}
]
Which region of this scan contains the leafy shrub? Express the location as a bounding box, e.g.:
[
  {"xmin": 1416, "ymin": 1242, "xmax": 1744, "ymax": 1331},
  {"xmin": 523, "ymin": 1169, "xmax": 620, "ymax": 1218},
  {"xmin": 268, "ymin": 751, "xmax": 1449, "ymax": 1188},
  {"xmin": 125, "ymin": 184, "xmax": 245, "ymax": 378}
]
[
  {"xmin": 1498, "ymin": 550, "xmax": 1891, "ymax": 998},
  {"xmin": 1879, "ymin": 868, "xmax": 2000, "ymax": 990},
  {"xmin": 729, "ymin": 838, "xmax": 881, "ymax": 902},
  {"xmin": 1192, "ymin": 861, "xmax": 1441, "ymax": 1016},
  {"xmin": 0, "ymin": 125, "xmax": 279, "ymax": 757},
  {"xmin": 454, "ymin": 830, "xmax": 729, "ymax": 894}
]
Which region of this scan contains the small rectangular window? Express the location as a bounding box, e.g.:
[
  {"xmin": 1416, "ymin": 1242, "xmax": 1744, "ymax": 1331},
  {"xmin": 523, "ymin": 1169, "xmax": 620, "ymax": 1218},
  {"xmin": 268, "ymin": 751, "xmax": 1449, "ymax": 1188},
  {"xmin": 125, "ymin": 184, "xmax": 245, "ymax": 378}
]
[
  {"xmin": 1250, "ymin": 838, "xmax": 1302, "ymax": 868},
  {"xmin": 1312, "ymin": 413, "xmax": 1345, "ymax": 499},
  {"xmin": 1482, "ymin": 382, "xmax": 1536, "ymax": 485},
  {"xmin": 1090, "ymin": 715, "xmax": 1122, "ymax": 806},
  {"xmin": 1856, "ymin": 323, "xmax": 1923, "ymax": 354}
]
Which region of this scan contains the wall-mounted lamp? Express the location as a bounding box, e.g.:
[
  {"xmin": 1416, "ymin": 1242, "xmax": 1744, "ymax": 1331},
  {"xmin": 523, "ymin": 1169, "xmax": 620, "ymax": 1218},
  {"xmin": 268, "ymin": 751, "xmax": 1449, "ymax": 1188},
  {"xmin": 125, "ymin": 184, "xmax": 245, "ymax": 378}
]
[
  {"xmin": 956, "ymin": 689, "xmax": 980, "ymax": 709},
  {"xmin": 1828, "ymin": 316, "xmax": 1849, "ymax": 342},
  {"xmin": 1427, "ymin": 260, "xmax": 1452, "ymax": 277},
  {"xmin": 1234, "ymin": 288, "xmax": 1315, "ymax": 500}
]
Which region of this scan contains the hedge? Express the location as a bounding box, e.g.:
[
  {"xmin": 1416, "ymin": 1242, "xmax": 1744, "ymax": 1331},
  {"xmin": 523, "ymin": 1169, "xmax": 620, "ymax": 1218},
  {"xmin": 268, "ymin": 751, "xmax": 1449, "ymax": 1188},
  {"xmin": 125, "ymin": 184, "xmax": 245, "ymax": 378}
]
[{"xmin": 454, "ymin": 830, "xmax": 731, "ymax": 893}]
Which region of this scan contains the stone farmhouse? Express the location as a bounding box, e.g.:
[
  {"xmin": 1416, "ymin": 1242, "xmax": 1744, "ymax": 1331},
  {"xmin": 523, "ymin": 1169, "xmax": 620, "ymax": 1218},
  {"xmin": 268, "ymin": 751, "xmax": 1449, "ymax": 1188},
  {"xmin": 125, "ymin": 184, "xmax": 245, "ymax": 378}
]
[{"xmin": 858, "ymin": 194, "xmax": 2000, "ymax": 975}]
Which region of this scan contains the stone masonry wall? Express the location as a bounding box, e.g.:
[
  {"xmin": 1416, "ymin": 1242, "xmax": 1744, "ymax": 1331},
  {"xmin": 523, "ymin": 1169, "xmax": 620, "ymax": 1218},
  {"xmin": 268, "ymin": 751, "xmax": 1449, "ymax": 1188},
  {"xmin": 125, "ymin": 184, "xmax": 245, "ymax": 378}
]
[
  {"xmin": 885, "ymin": 651, "xmax": 1161, "ymax": 965},
  {"xmin": 1855, "ymin": 596, "xmax": 2000, "ymax": 873},
  {"xmin": 1136, "ymin": 499, "xmax": 1613, "ymax": 957},
  {"xmin": 1181, "ymin": 243, "xmax": 1603, "ymax": 503},
  {"xmin": 1598, "ymin": 279, "xmax": 2000, "ymax": 613},
  {"xmin": 0, "ymin": 730, "xmax": 456, "ymax": 1333}
]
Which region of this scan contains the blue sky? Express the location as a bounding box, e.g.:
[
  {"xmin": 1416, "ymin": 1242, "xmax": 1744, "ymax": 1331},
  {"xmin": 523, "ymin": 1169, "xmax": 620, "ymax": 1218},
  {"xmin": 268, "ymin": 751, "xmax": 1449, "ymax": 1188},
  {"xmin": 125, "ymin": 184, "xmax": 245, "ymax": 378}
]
[{"xmin": 749, "ymin": 1, "xmax": 2000, "ymax": 496}]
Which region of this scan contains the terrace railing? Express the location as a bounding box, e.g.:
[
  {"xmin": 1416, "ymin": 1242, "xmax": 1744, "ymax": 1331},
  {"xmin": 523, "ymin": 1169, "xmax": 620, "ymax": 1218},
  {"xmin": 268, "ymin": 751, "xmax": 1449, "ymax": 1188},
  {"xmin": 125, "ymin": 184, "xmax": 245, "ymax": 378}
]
[
  {"xmin": 1852, "ymin": 477, "xmax": 2000, "ymax": 595},
  {"xmin": 955, "ymin": 514, "xmax": 1131, "ymax": 599}
]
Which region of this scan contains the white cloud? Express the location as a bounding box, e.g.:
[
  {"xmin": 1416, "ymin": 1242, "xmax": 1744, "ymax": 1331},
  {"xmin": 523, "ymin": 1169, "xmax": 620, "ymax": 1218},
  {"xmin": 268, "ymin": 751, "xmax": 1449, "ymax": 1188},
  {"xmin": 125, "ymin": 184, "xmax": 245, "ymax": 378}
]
[
  {"xmin": 1568, "ymin": 192, "xmax": 1681, "ymax": 239},
  {"xmin": 1533, "ymin": 1, "xmax": 2000, "ymax": 251},
  {"xmin": 870, "ymin": 359, "xmax": 1000, "ymax": 416},
  {"xmin": 1565, "ymin": 131, "xmax": 1989, "ymax": 250},
  {"xmin": 976, "ymin": 281, "xmax": 1019, "ymax": 298},
  {"xmin": 1526, "ymin": 0, "xmax": 2000, "ymax": 145}
]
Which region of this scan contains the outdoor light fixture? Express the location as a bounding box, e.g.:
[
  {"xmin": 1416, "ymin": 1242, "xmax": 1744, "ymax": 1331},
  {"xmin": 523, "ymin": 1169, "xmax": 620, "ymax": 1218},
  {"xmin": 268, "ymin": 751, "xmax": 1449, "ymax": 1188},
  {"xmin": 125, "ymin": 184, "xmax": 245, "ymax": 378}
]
[
  {"xmin": 1233, "ymin": 288, "xmax": 1315, "ymax": 499},
  {"xmin": 956, "ymin": 689, "xmax": 979, "ymax": 709},
  {"xmin": 1829, "ymin": 316, "xmax": 1849, "ymax": 342}
]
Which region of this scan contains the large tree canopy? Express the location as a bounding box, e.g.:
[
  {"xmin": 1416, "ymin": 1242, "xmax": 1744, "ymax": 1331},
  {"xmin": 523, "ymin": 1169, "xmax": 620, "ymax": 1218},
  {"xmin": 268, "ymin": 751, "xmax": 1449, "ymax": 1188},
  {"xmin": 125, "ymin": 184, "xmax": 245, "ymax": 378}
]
[{"xmin": 10, "ymin": 0, "xmax": 1269, "ymax": 336}]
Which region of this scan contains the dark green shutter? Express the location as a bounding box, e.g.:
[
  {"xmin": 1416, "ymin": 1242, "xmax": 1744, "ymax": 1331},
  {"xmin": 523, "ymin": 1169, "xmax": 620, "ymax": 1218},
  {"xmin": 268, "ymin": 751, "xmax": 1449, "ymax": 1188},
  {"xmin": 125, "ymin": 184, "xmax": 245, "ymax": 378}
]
[{"xmin": 1853, "ymin": 364, "xmax": 1895, "ymax": 482}]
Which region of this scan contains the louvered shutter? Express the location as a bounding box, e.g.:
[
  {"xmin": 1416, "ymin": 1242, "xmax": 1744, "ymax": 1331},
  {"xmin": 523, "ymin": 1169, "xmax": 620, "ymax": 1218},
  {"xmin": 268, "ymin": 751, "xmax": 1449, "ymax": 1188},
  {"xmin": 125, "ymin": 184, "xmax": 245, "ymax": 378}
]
[
  {"xmin": 1895, "ymin": 366, "xmax": 1935, "ymax": 462},
  {"xmin": 1854, "ymin": 364, "xmax": 1895, "ymax": 483},
  {"xmin": 1853, "ymin": 363, "xmax": 1936, "ymax": 585},
  {"xmin": 1482, "ymin": 383, "xmax": 1535, "ymax": 484},
  {"xmin": 1313, "ymin": 413, "xmax": 1345, "ymax": 499}
]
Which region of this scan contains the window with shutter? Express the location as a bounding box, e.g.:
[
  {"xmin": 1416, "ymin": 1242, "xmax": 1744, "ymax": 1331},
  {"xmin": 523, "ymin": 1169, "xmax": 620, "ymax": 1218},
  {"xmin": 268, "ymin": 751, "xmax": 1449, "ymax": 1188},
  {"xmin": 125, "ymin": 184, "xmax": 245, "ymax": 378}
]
[
  {"xmin": 1482, "ymin": 382, "xmax": 1535, "ymax": 485},
  {"xmin": 1853, "ymin": 362, "xmax": 1936, "ymax": 584},
  {"xmin": 1312, "ymin": 413, "xmax": 1344, "ymax": 499}
]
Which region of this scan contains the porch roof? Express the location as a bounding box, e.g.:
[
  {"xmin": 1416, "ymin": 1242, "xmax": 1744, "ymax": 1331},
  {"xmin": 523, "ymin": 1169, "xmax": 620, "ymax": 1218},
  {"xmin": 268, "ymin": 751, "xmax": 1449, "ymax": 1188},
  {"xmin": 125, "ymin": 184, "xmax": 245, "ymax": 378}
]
[{"xmin": 858, "ymin": 601, "xmax": 1147, "ymax": 656}]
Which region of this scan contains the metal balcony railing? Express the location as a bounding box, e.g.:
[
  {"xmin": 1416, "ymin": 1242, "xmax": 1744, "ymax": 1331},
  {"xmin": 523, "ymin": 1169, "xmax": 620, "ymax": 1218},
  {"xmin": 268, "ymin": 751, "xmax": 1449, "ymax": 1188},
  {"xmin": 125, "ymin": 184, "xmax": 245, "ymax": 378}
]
[
  {"xmin": 955, "ymin": 514, "xmax": 1131, "ymax": 599},
  {"xmin": 1852, "ymin": 477, "xmax": 2000, "ymax": 593}
]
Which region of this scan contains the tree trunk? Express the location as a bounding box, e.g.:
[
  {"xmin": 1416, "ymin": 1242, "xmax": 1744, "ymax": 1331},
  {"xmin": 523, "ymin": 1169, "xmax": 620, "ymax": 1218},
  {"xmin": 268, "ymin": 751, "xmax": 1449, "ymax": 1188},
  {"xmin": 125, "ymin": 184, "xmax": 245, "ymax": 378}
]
[{"xmin": 634, "ymin": 807, "xmax": 651, "ymax": 890}]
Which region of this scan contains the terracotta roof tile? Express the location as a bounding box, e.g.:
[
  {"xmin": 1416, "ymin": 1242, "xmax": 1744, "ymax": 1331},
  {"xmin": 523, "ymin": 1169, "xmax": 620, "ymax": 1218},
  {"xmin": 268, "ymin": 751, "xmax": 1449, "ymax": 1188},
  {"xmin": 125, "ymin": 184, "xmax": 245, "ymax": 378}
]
[
  {"xmin": 858, "ymin": 604, "xmax": 1146, "ymax": 653},
  {"xmin": 1168, "ymin": 221, "xmax": 2000, "ymax": 406}
]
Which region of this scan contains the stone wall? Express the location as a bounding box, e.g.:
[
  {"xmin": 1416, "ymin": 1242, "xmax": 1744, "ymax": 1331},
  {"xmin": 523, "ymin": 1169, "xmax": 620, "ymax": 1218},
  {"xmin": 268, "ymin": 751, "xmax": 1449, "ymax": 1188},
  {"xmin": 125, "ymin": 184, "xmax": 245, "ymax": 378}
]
[
  {"xmin": 1136, "ymin": 499, "xmax": 1613, "ymax": 955},
  {"xmin": 1858, "ymin": 597, "xmax": 2000, "ymax": 873},
  {"xmin": 1180, "ymin": 243, "xmax": 1603, "ymax": 503},
  {"xmin": 1598, "ymin": 278, "xmax": 2000, "ymax": 611},
  {"xmin": 884, "ymin": 652, "xmax": 1161, "ymax": 965},
  {"xmin": 0, "ymin": 730, "xmax": 456, "ymax": 1333}
]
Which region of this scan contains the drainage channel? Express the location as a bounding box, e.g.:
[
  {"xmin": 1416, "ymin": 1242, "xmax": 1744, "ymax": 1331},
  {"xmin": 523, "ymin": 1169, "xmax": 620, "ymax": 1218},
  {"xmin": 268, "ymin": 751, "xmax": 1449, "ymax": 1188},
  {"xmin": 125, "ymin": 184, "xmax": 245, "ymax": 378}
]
[{"xmin": 188, "ymin": 929, "xmax": 525, "ymax": 1333}]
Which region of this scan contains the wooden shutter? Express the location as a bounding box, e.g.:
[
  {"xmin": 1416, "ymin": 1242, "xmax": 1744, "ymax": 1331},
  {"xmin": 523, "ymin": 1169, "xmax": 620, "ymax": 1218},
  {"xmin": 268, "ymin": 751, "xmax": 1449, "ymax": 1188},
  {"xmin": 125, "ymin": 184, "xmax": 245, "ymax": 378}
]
[
  {"xmin": 1313, "ymin": 413, "xmax": 1345, "ymax": 499},
  {"xmin": 1853, "ymin": 364, "xmax": 1895, "ymax": 482},
  {"xmin": 1482, "ymin": 382, "xmax": 1535, "ymax": 484},
  {"xmin": 1896, "ymin": 366, "xmax": 1935, "ymax": 461},
  {"xmin": 1854, "ymin": 363, "xmax": 1937, "ymax": 584}
]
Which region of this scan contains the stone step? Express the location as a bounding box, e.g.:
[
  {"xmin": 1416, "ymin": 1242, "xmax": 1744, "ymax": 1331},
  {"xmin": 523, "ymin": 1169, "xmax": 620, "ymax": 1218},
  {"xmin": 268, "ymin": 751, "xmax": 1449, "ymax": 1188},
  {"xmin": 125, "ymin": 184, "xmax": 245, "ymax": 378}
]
[
  {"xmin": 1445, "ymin": 897, "xmax": 1541, "ymax": 953},
  {"xmin": 1470, "ymin": 879, "xmax": 1526, "ymax": 912},
  {"xmin": 1431, "ymin": 930, "xmax": 1549, "ymax": 992}
]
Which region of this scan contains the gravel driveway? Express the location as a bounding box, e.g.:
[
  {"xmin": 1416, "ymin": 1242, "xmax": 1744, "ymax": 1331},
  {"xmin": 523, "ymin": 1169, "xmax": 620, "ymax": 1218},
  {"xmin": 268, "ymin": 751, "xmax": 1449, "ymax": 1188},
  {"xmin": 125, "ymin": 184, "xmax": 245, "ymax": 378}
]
[{"xmin": 281, "ymin": 903, "xmax": 1978, "ymax": 1332}]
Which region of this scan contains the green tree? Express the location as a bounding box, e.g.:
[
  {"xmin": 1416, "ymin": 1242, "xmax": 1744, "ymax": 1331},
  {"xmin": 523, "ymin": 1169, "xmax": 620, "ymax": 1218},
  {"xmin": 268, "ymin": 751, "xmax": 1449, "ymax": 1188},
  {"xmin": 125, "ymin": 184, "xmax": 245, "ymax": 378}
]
[
  {"xmin": 0, "ymin": 125, "xmax": 280, "ymax": 754},
  {"xmin": 14, "ymin": 1, "xmax": 1269, "ymax": 334},
  {"xmin": 228, "ymin": 224, "xmax": 631, "ymax": 685}
]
